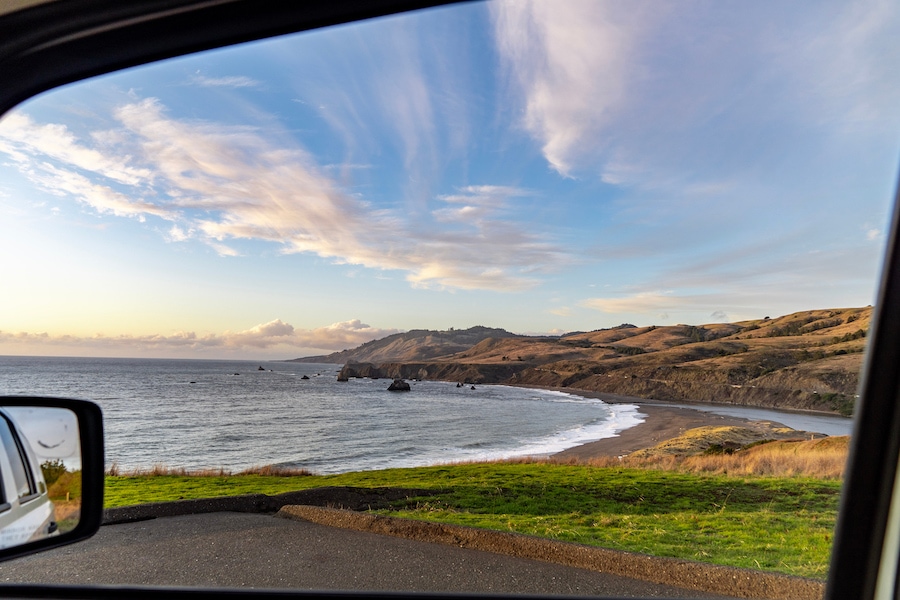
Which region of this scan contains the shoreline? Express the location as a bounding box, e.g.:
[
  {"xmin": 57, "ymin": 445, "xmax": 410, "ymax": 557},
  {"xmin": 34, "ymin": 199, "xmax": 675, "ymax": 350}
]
[
  {"xmin": 528, "ymin": 386, "xmax": 830, "ymax": 461},
  {"xmin": 554, "ymin": 403, "xmax": 767, "ymax": 460}
]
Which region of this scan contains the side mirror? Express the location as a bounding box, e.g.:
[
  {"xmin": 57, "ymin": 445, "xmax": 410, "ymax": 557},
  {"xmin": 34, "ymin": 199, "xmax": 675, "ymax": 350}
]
[{"xmin": 0, "ymin": 397, "xmax": 103, "ymax": 562}]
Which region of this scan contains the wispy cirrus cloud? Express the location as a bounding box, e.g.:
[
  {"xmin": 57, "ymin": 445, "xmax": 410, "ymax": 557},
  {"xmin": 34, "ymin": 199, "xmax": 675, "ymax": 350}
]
[
  {"xmin": 492, "ymin": 0, "xmax": 899, "ymax": 319},
  {"xmin": 0, "ymin": 98, "xmax": 565, "ymax": 292},
  {"xmin": 491, "ymin": 0, "xmax": 652, "ymax": 177},
  {"xmin": 492, "ymin": 0, "xmax": 900, "ymax": 223},
  {"xmin": 284, "ymin": 9, "xmax": 476, "ymax": 210},
  {"xmin": 580, "ymin": 234, "xmax": 882, "ymax": 323},
  {"xmin": 581, "ymin": 291, "xmax": 678, "ymax": 315},
  {"xmin": 190, "ymin": 73, "xmax": 261, "ymax": 88},
  {"xmin": 0, "ymin": 112, "xmax": 150, "ymax": 185},
  {"xmin": 433, "ymin": 185, "xmax": 531, "ymax": 224},
  {"xmin": 581, "ymin": 290, "xmax": 750, "ymax": 324},
  {"xmin": 0, "ymin": 319, "xmax": 402, "ymax": 356},
  {"xmin": 29, "ymin": 162, "xmax": 175, "ymax": 220}
]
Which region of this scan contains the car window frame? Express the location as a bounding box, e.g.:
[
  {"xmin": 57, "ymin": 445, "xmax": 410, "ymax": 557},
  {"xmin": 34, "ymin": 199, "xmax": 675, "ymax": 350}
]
[{"xmin": 0, "ymin": 1, "xmax": 898, "ymax": 598}]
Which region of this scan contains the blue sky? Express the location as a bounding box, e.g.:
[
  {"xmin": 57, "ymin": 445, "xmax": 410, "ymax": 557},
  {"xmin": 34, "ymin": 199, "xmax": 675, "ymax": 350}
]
[{"xmin": 0, "ymin": 0, "xmax": 899, "ymax": 359}]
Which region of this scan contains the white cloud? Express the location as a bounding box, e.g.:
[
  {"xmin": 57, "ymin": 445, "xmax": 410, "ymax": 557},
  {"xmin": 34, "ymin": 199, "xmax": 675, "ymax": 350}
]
[
  {"xmin": 305, "ymin": 319, "xmax": 402, "ymax": 350},
  {"xmin": 489, "ymin": 0, "xmax": 898, "ymax": 322},
  {"xmin": 0, "ymin": 112, "xmax": 151, "ymax": 186},
  {"xmin": 191, "ymin": 74, "xmax": 260, "ymax": 88},
  {"xmin": 579, "ymin": 238, "xmax": 880, "ymax": 323},
  {"xmin": 31, "ymin": 162, "xmax": 175, "ymax": 220},
  {"xmin": 439, "ymin": 185, "xmax": 526, "ymax": 204},
  {"xmin": 227, "ymin": 319, "xmax": 295, "ymax": 348},
  {"xmin": 493, "ymin": 0, "xmax": 900, "ymax": 207},
  {"xmin": 581, "ymin": 291, "xmax": 677, "ymax": 314},
  {"xmin": 433, "ymin": 185, "xmax": 530, "ymax": 224},
  {"xmin": 0, "ymin": 98, "xmax": 566, "ymax": 291},
  {"xmin": 491, "ymin": 1, "xmax": 651, "ymax": 177},
  {"xmin": 581, "ymin": 290, "xmax": 750, "ymax": 325},
  {"xmin": 167, "ymin": 225, "xmax": 192, "ymax": 242},
  {"xmin": 0, "ymin": 319, "xmax": 402, "ymax": 355}
]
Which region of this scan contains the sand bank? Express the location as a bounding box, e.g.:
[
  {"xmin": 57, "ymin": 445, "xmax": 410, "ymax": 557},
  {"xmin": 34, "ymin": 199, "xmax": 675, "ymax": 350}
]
[
  {"xmin": 554, "ymin": 403, "xmax": 760, "ymax": 460},
  {"xmin": 533, "ymin": 387, "xmax": 799, "ymax": 460}
]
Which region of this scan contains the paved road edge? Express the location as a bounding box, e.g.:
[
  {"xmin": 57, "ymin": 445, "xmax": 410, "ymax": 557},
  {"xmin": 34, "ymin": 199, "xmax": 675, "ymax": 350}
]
[
  {"xmin": 278, "ymin": 505, "xmax": 822, "ymax": 600},
  {"xmin": 102, "ymin": 490, "xmax": 824, "ymax": 600}
]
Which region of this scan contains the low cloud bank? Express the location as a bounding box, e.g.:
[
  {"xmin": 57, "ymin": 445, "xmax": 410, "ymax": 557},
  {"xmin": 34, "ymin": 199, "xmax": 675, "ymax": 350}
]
[{"xmin": 0, "ymin": 319, "xmax": 401, "ymax": 359}]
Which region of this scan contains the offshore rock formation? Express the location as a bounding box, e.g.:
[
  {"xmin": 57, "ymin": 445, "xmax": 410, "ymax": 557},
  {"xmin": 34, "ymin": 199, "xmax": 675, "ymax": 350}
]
[{"xmin": 387, "ymin": 379, "xmax": 411, "ymax": 391}]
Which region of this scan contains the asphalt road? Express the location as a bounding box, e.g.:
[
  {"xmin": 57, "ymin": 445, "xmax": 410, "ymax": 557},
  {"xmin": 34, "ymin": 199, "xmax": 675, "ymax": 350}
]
[{"xmin": 0, "ymin": 512, "xmax": 739, "ymax": 598}]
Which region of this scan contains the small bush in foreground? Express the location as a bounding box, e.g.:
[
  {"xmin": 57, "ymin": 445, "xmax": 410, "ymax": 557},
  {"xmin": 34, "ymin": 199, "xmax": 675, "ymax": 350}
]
[
  {"xmin": 41, "ymin": 459, "xmax": 68, "ymax": 486},
  {"xmin": 48, "ymin": 470, "xmax": 81, "ymax": 501}
]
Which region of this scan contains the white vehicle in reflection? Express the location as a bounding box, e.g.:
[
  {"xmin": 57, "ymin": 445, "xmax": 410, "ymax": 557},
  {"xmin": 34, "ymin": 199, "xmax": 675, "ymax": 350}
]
[{"xmin": 0, "ymin": 409, "xmax": 57, "ymax": 548}]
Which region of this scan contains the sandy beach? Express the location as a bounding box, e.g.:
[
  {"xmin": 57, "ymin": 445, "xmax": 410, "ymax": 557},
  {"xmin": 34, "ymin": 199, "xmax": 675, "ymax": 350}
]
[
  {"xmin": 541, "ymin": 388, "xmax": 804, "ymax": 460},
  {"xmin": 554, "ymin": 403, "xmax": 763, "ymax": 460}
]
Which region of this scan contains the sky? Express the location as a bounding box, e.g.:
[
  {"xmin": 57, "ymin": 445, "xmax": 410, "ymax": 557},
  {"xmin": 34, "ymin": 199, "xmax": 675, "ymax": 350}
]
[{"xmin": 0, "ymin": 0, "xmax": 899, "ymax": 360}]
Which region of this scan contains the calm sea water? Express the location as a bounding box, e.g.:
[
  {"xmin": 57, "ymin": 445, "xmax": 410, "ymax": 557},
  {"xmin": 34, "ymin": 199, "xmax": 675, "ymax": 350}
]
[{"xmin": 0, "ymin": 356, "xmax": 644, "ymax": 474}]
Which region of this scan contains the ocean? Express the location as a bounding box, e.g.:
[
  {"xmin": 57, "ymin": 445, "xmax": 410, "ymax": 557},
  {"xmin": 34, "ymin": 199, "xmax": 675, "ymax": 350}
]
[{"xmin": 0, "ymin": 356, "xmax": 646, "ymax": 474}]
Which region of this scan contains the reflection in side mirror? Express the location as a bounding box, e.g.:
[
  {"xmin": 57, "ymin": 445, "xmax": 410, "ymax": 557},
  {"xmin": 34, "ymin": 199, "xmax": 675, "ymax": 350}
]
[{"xmin": 0, "ymin": 398, "xmax": 103, "ymax": 562}]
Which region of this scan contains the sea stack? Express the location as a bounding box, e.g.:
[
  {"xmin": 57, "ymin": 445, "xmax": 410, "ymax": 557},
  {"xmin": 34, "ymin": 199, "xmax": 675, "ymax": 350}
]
[{"xmin": 388, "ymin": 379, "xmax": 411, "ymax": 392}]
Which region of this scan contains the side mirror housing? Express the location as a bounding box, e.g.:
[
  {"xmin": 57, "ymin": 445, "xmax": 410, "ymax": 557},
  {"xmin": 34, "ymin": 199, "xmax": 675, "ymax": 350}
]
[{"xmin": 0, "ymin": 397, "xmax": 103, "ymax": 562}]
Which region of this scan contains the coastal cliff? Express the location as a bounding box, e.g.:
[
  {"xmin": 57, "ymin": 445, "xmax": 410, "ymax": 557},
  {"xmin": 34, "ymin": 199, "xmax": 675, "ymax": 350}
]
[
  {"xmin": 338, "ymin": 361, "xmax": 530, "ymax": 384},
  {"xmin": 310, "ymin": 307, "xmax": 871, "ymax": 416}
]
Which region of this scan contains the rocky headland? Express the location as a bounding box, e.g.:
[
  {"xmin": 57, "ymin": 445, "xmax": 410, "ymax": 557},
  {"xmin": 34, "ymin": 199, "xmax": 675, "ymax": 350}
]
[{"xmin": 292, "ymin": 307, "xmax": 871, "ymax": 416}]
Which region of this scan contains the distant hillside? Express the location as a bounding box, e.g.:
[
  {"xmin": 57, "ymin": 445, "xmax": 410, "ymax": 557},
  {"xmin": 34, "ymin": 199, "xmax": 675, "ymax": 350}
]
[
  {"xmin": 320, "ymin": 307, "xmax": 872, "ymax": 416},
  {"xmin": 288, "ymin": 326, "xmax": 524, "ymax": 364}
]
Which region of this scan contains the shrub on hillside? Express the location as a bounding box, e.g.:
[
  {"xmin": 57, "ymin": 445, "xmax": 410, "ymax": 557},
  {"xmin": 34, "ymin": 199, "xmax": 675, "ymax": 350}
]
[
  {"xmin": 48, "ymin": 470, "xmax": 81, "ymax": 501},
  {"xmin": 40, "ymin": 459, "xmax": 67, "ymax": 486}
]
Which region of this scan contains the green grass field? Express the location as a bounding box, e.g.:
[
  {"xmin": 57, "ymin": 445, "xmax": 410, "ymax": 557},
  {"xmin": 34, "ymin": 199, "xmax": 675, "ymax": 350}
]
[{"xmin": 104, "ymin": 462, "xmax": 840, "ymax": 579}]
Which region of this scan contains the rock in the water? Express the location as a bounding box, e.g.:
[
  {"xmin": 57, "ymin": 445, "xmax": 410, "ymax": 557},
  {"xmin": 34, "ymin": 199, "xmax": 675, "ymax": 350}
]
[{"xmin": 388, "ymin": 379, "xmax": 411, "ymax": 392}]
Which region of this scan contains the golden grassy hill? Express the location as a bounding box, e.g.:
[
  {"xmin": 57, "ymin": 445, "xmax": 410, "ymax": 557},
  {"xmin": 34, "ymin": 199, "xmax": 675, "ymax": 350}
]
[
  {"xmin": 589, "ymin": 431, "xmax": 850, "ymax": 478},
  {"xmin": 318, "ymin": 307, "xmax": 871, "ymax": 415}
]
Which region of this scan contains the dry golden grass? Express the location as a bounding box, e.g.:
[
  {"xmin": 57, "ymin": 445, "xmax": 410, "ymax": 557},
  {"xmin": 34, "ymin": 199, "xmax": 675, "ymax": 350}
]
[
  {"xmin": 572, "ymin": 436, "xmax": 850, "ymax": 479},
  {"xmin": 53, "ymin": 500, "xmax": 81, "ymax": 523},
  {"xmin": 104, "ymin": 463, "xmax": 313, "ymax": 477},
  {"xmin": 443, "ymin": 437, "xmax": 848, "ymax": 479},
  {"xmin": 628, "ymin": 425, "xmax": 792, "ymax": 458},
  {"xmin": 238, "ymin": 464, "xmax": 314, "ymax": 476},
  {"xmin": 105, "ymin": 463, "xmax": 228, "ymax": 477}
]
